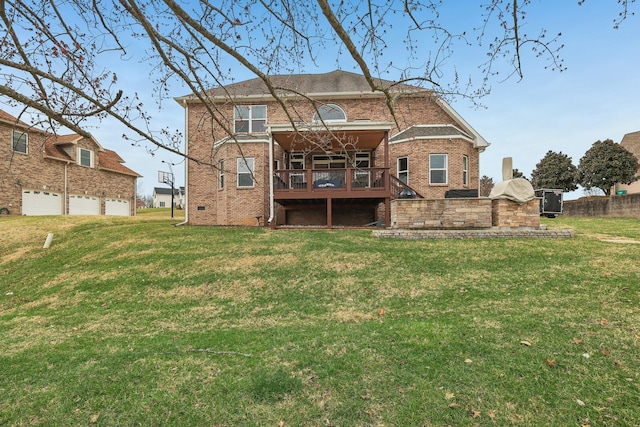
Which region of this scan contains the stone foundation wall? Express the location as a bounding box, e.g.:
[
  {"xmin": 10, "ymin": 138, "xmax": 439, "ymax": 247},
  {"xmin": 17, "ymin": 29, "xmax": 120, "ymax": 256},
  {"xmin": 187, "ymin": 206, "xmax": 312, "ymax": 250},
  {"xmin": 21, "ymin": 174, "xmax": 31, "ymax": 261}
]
[
  {"xmin": 390, "ymin": 198, "xmax": 493, "ymax": 229},
  {"xmin": 491, "ymin": 199, "xmax": 540, "ymax": 228},
  {"xmin": 391, "ymin": 197, "xmax": 541, "ymax": 230}
]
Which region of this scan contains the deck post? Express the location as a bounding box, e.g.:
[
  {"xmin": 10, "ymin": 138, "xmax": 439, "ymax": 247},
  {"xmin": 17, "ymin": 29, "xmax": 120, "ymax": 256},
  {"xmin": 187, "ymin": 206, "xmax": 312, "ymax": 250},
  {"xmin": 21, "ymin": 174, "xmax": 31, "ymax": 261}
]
[
  {"xmin": 384, "ymin": 197, "xmax": 391, "ymax": 228},
  {"xmin": 327, "ymin": 198, "xmax": 333, "ymax": 229}
]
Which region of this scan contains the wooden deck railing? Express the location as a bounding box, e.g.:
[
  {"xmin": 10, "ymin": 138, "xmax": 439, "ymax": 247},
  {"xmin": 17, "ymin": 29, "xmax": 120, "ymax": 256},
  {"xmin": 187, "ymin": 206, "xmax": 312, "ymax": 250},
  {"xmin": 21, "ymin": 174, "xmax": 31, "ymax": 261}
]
[{"xmin": 273, "ymin": 168, "xmax": 389, "ymax": 194}]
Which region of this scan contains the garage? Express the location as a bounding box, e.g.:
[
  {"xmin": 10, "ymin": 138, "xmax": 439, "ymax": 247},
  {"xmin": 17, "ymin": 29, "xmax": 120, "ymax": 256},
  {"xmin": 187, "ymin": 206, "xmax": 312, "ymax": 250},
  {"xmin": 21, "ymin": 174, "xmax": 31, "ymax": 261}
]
[
  {"xmin": 69, "ymin": 194, "xmax": 100, "ymax": 215},
  {"xmin": 22, "ymin": 189, "xmax": 63, "ymax": 216},
  {"xmin": 105, "ymin": 198, "xmax": 130, "ymax": 216}
]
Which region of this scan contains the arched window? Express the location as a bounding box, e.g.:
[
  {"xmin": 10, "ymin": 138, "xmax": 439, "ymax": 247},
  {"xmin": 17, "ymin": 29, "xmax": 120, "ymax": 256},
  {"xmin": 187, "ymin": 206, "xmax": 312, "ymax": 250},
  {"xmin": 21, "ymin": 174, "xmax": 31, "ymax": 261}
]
[{"xmin": 313, "ymin": 104, "xmax": 347, "ymax": 123}]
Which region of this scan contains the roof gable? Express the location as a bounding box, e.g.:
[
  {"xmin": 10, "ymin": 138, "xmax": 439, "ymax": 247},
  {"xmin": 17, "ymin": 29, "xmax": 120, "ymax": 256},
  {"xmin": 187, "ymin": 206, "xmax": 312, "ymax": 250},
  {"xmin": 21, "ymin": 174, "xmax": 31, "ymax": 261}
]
[
  {"xmin": 99, "ymin": 149, "xmax": 141, "ymax": 177},
  {"xmin": 390, "ymin": 125, "xmax": 472, "ymax": 143}
]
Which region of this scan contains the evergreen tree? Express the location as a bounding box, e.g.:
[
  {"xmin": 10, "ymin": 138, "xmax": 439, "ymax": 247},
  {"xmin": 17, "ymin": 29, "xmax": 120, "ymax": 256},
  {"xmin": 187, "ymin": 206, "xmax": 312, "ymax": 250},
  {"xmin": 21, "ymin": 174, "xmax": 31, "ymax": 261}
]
[
  {"xmin": 531, "ymin": 150, "xmax": 578, "ymax": 192},
  {"xmin": 577, "ymin": 139, "xmax": 638, "ymax": 196},
  {"xmin": 479, "ymin": 175, "xmax": 494, "ymax": 197}
]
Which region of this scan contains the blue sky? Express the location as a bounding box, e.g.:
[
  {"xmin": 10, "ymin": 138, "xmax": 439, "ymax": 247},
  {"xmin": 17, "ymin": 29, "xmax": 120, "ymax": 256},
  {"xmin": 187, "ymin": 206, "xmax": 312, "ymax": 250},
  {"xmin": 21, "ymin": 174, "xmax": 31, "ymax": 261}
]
[{"xmin": 4, "ymin": 2, "xmax": 639, "ymax": 199}]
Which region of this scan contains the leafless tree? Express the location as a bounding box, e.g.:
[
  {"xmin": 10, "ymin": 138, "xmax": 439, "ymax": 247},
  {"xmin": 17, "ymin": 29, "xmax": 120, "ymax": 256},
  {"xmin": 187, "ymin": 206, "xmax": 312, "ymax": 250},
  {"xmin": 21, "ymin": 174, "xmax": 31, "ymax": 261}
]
[{"xmin": 0, "ymin": 0, "xmax": 635, "ymax": 166}]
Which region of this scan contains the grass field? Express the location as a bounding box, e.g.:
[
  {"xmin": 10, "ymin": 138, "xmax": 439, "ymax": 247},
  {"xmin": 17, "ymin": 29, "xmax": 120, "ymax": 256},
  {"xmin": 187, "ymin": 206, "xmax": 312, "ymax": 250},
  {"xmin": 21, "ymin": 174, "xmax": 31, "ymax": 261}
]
[{"xmin": 1, "ymin": 213, "xmax": 638, "ymax": 426}]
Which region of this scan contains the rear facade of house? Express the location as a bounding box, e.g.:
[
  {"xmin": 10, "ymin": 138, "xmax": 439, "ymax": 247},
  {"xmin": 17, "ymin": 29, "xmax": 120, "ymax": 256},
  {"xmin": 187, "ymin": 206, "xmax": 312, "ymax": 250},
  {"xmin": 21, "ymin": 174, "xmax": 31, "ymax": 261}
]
[
  {"xmin": 177, "ymin": 70, "xmax": 489, "ymax": 228},
  {"xmin": 0, "ymin": 110, "xmax": 140, "ymax": 216}
]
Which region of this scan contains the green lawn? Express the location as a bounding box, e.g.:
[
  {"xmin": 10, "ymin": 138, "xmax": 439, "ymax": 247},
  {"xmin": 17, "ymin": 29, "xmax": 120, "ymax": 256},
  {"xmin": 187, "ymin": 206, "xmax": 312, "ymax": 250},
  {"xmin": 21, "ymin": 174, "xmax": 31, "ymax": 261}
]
[{"xmin": 1, "ymin": 215, "xmax": 638, "ymax": 426}]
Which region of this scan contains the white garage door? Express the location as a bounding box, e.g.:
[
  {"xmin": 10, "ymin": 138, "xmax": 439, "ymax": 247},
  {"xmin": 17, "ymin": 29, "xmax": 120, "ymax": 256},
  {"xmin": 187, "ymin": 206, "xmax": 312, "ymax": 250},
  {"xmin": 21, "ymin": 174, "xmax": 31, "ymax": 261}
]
[
  {"xmin": 105, "ymin": 199, "xmax": 130, "ymax": 216},
  {"xmin": 69, "ymin": 194, "xmax": 100, "ymax": 215},
  {"xmin": 22, "ymin": 189, "xmax": 63, "ymax": 216}
]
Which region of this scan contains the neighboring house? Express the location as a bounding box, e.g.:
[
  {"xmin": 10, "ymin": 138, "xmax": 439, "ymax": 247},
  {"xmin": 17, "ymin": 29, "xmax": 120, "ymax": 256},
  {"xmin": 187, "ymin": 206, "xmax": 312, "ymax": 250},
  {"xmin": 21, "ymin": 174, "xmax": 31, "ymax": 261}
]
[
  {"xmin": 0, "ymin": 109, "xmax": 140, "ymax": 216},
  {"xmin": 175, "ymin": 70, "xmax": 489, "ymax": 228},
  {"xmin": 615, "ymin": 131, "xmax": 640, "ymax": 195},
  {"xmin": 153, "ymin": 186, "xmax": 185, "ymax": 208}
]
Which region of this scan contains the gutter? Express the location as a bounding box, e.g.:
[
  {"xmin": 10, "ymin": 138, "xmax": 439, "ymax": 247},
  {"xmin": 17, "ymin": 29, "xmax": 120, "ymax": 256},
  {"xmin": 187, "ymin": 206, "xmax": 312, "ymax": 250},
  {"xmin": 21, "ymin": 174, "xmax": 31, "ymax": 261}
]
[{"xmin": 174, "ymin": 100, "xmax": 189, "ymax": 226}]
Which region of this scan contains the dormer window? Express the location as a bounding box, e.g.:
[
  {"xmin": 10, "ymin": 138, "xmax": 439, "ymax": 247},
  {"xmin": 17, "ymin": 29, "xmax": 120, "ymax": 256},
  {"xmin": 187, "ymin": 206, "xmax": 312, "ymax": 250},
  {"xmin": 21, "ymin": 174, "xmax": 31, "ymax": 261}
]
[
  {"xmin": 78, "ymin": 148, "xmax": 94, "ymax": 167},
  {"xmin": 12, "ymin": 130, "xmax": 27, "ymax": 154},
  {"xmin": 313, "ymin": 104, "xmax": 347, "ymax": 123},
  {"xmin": 234, "ymin": 105, "xmax": 266, "ymax": 133}
]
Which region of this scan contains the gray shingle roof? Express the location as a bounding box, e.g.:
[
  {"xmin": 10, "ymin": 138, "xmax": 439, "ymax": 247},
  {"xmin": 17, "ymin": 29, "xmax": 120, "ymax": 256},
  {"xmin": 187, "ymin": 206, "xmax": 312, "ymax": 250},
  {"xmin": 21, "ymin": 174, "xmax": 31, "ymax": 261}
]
[
  {"xmin": 154, "ymin": 187, "xmax": 184, "ymax": 195},
  {"xmin": 182, "ymin": 70, "xmax": 424, "ymax": 100},
  {"xmin": 389, "ymin": 125, "xmax": 471, "ymax": 143}
]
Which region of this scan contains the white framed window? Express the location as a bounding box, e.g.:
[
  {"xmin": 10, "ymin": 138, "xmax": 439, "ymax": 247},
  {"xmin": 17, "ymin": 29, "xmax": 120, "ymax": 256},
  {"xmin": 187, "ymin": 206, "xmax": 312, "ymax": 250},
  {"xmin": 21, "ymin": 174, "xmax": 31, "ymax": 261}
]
[
  {"xmin": 234, "ymin": 105, "xmax": 266, "ymax": 133},
  {"xmin": 288, "ymin": 153, "xmax": 306, "ymax": 188},
  {"xmin": 397, "ymin": 156, "xmax": 408, "ymax": 184},
  {"xmin": 78, "ymin": 148, "xmax": 94, "ymax": 167},
  {"xmin": 12, "ymin": 130, "xmax": 27, "ymax": 154},
  {"xmin": 429, "ymin": 154, "xmax": 448, "ymax": 184},
  {"xmin": 312, "ymin": 154, "xmax": 346, "ymax": 169},
  {"xmin": 218, "ymin": 159, "xmax": 224, "ymax": 189},
  {"xmin": 462, "ymin": 155, "xmax": 469, "ymax": 186},
  {"xmin": 237, "ymin": 157, "xmax": 255, "ymax": 188},
  {"xmin": 289, "ymin": 153, "xmax": 305, "ymax": 170},
  {"xmin": 313, "ymin": 104, "xmax": 346, "ymax": 122},
  {"xmin": 353, "ymin": 152, "xmax": 371, "ymax": 187}
]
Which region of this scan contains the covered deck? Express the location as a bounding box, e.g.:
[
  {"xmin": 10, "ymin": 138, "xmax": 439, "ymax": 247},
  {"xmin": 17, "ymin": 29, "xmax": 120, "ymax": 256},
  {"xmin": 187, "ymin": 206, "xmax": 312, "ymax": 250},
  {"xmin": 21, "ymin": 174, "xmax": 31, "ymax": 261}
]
[{"xmin": 268, "ymin": 121, "xmax": 393, "ymax": 228}]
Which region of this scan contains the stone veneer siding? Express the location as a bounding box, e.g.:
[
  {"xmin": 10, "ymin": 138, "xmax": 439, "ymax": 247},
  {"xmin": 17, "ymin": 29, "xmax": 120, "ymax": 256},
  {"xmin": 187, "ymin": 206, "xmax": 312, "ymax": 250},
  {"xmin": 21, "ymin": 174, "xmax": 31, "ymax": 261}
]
[
  {"xmin": 390, "ymin": 198, "xmax": 492, "ymax": 229},
  {"xmin": 491, "ymin": 199, "xmax": 540, "ymax": 228},
  {"xmin": 374, "ymin": 228, "xmax": 574, "ymax": 239},
  {"xmin": 389, "ymin": 197, "xmax": 543, "ymax": 231}
]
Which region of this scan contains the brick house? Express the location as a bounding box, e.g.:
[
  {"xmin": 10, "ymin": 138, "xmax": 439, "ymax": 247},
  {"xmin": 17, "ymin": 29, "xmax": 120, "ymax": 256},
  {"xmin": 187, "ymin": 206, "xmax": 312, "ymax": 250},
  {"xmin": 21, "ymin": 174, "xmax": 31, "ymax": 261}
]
[
  {"xmin": 0, "ymin": 109, "xmax": 140, "ymax": 216},
  {"xmin": 153, "ymin": 186, "xmax": 185, "ymax": 209},
  {"xmin": 615, "ymin": 131, "xmax": 640, "ymax": 195},
  {"xmin": 176, "ymin": 70, "xmax": 489, "ymax": 228}
]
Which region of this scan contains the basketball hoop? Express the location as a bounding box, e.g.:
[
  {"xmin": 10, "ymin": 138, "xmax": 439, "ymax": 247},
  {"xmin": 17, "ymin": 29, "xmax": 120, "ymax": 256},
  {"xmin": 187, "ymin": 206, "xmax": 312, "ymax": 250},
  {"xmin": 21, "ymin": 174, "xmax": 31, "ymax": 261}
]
[{"xmin": 158, "ymin": 170, "xmax": 174, "ymax": 186}]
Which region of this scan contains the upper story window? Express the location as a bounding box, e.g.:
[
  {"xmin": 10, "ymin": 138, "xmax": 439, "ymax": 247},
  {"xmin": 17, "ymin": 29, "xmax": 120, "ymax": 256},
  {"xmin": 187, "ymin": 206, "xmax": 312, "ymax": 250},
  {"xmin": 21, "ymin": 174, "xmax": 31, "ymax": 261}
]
[
  {"xmin": 313, "ymin": 104, "xmax": 346, "ymax": 123},
  {"xmin": 429, "ymin": 154, "xmax": 448, "ymax": 184},
  {"xmin": 234, "ymin": 105, "xmax": 266, "ymax": 133},
  {"xmin": 78, "ymin": 148, "xmax": 94, "ymax": 167},
  {"xmin": 12, "ymin": 130, "xmax": 27, "ymax": 154},
  {"xmin": 462, "ymin": 155, "xmax": 469, "ymax": 186},
  {"xmin": 237, "ymin": 157, "xmax": 255, "ymax": 188}
]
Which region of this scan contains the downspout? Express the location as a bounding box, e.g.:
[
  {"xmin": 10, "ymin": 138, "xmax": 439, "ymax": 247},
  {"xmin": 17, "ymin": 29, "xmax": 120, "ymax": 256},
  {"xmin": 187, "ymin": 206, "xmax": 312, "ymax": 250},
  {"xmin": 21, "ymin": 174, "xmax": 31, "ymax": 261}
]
[
  {"xmin": 133, "ymin": 174, "xmax": 137, "ymax": 217},
  {"xmin": 267, "ymin": 127, "xmax": 275, "ymax": 225},
  {"xmin": 174, "ymin": 100, "xmax": 189, "ymax": 226},
  {"xmin": 64, "ymin": 163, "xmax": 68, "ymax": 215}
]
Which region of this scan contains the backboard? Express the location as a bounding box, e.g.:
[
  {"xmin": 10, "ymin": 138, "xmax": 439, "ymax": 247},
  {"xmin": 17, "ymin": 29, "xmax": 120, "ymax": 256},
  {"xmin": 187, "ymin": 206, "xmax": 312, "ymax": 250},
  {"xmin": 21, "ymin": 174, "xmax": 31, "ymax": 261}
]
[{"xmin": 158, "ymin": 170, "xmax": 174, "ymax": 185}]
